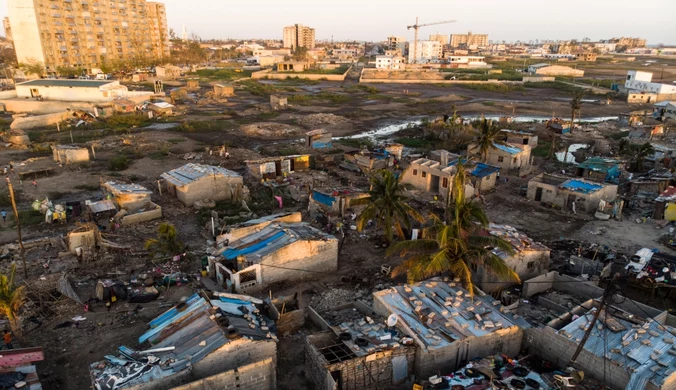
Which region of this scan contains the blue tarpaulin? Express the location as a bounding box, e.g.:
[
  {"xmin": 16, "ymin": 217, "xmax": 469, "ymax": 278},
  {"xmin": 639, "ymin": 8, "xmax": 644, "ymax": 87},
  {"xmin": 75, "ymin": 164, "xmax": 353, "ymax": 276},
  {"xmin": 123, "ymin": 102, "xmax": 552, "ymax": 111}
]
[
  {"xmin": 492, "ymin": 142, "xmax": 522, "ymax": 155},
  {"xmin": 312, "ymin": 190, "xmax": 336, "ymax": 207},
  {"xmin": 470, "ymin": 163, "xmax": 500, "ymax": 178},
  {"xmin": 561, "ymin": 179, "xmax": 603, "ymax": 194},
  {"xmin": 221, "ymin": 231, "xmax": 286, "ymax": 260}
]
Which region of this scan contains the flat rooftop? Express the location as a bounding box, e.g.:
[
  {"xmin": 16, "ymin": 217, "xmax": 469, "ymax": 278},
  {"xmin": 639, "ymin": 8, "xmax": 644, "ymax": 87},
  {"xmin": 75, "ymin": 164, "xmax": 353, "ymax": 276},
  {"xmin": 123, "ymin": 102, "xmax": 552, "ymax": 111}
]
[
  {"xmin": 560, "ymin": 179, "xmax": 604, "ymax": 194},
  {"xmin": 16, "ymin": 79, "xmax": 113, "ymax": 88}
]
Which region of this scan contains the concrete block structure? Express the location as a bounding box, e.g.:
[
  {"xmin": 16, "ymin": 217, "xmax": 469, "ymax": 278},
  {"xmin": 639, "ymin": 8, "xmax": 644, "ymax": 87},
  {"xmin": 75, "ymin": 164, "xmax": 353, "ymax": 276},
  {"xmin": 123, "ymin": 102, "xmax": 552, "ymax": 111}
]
[
  {"xmin": 500, "ymin": 129, "xmax": 538, "ymax": 148},
  {"xmin": 213, "ymin": 84, "xmax": 234, "ymax": 98},
  {"xmin": 161, "ymin": 164, "xmax": 245, "ymax": 207},
  {"xmin": 527, "ymin": 173, "xmax": 618, "ymax": 213},
  {"xmin": 15, "ymin": 80, "xmax": 149, "ymax": 103},
  {"xmin": 468, "ymin": 142, "xmax": 533, "ymax": 175},
  {"xmin": 309, "ymin": 187, "xmax": 370, "ymax": 217},
  {"xmin": 52, "ymin": 145, "xmax": 89, "ymax": 164},
  {"xmin": 306, "ymin": 129, "xmax": 332, "ymax": 149},
  {"xmin": 245, "ymin": 155, "xmax": 310, "ymax": 180},
  {"xmin": 208, "ymin": 223, "xmax": 338, "ymax": 293},
  {"xmin": 474, "ymin": 224, "xmax": 550, "ymax": 293},
  {"xmin": 575, "ymin": 157, "xmax": 623, "ymax": 183},
  {"xmin": 90, "ymin": 293, "xmax": 277, "ymax": 390},
  {"xmin": 216, "ymin": 212, "xmax": 302, "ymax": 244},
  {"xmin": 101, "ymin": 181, "xmax": 161, "ymax": 225},
  {"xmin": 372, "ymin": 278, "xmax": 530, "ymax": 378}
]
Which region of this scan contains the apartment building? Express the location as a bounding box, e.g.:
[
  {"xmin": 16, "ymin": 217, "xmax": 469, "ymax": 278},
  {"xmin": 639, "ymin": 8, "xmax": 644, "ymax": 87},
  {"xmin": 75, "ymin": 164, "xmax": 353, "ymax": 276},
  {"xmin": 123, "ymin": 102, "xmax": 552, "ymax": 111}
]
[
  {"xmin": 282, "ymin": 24, "xmax": 315, "ymax": 50},
  {"xmin": 386, "ymin": 35, "xmax": 407, "ymax": 55},
  {"xmin": 450, "ymin": 31, "xmax": 488, "ymax": 48},
  {"xmin": 429, "ymin": 33, "xmax": 448, "ymax": 46},
  {"xmin": 408, "ymin": 40, "xmax": 441, "ymax": 63},
  {"xmin": 7, "ymin": 0, "xmax": 170, "ymax": 73}
]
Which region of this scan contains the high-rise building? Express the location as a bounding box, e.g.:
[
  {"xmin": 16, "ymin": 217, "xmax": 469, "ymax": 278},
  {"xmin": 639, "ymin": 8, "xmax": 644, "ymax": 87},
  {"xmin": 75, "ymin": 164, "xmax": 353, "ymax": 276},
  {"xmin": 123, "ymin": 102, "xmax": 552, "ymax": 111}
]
[
  {"xmin": 282, "ymin": 24, "xmax": 315, "ymax": 50},
  {"xmin": 7, "ymin": 0, "xmax": 170, "ymax": 72},
  {"xmin": 386, "ymin": 36, "xmax": 407, "ymax": 55},
  {"xmin": 408, "ymin": 40, "xmax": 441, "ymax": 63},
  {"xmin": 429, "ymin": 34, "xmax": 448, "ymax": 46},
  {"xmin": 450, "ymin": 32, "xmax": 489, "ymax": 48}
]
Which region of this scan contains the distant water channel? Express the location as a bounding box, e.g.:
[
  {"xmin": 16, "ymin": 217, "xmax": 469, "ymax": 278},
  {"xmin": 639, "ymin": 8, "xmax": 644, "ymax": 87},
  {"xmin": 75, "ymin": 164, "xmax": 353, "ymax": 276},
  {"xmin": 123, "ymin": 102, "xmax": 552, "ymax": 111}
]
[
  {"xmin": 556, "ymin": 144, "xmax": 588, "ymax": 163},
  {"xmin": 340, "ymin": 120, "xmax": 424, "ymax": 140}
]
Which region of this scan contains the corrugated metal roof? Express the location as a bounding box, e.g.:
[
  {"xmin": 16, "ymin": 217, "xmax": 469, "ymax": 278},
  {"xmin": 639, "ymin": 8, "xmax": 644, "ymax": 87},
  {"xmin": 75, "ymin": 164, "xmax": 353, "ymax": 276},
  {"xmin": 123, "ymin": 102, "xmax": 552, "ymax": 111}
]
[
  {"xmin": 559, "ymin": 309, "xmax": 676, "ymax": 389},
  {"xmin": 17, "ymin": 79, "xmax": 113, "ymax": 88},
  {"xmin": 470, "ymin": 163, "xmax": 500, "ymax": 178},
  {"xmin": 103, "ymin": 181, "xmax": 152, "ymax": 195},
  {"xmin": 560, "ymin": 179, "xmax": 604, "ymax": 194},
  {"xmin": 577, "ymin": 157, "xmax": 621, "ymax": 173},
  {"xmin": 87, "ymin": 200, "xmax": 116, "ymax": 214},
  {"xmin": 374, "ymin": 277, "xmax": 531, "ymax": 351},
  {"xmin": 160, "ymin": 163, "xmax": 241, "ymax": 187}
]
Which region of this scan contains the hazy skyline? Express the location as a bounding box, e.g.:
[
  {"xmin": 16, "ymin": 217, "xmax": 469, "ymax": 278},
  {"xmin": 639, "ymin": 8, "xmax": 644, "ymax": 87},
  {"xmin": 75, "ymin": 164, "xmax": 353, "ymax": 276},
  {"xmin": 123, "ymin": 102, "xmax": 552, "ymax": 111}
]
[{"xmin": 1, "ymin": 0, "xmax": 674, "ymax": 44}]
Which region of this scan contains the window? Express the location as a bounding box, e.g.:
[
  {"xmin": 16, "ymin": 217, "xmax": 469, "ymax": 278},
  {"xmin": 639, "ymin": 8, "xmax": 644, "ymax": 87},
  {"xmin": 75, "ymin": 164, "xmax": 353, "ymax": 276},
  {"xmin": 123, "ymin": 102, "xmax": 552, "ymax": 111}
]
[
  {"xmin": 422, "ymin": 171, "xmax": 427, "ymax": 178},
  {"xmin": 513, "ymin": 158, "xmax": 517, "ymax": 163},
  {"xmin": 497, "ymin": 156, "xmax": 504, "ymax": 163},
  {"xmin": 527, "ymin": 261, "xmax": 535, "ymax": 270},
  {"xmin": 442, "ymin": 177, "xmax": 448, "ymax": 188},
  {"xmin": 413, "ymin": 169, "xmax": 418, "ymax": 176}
]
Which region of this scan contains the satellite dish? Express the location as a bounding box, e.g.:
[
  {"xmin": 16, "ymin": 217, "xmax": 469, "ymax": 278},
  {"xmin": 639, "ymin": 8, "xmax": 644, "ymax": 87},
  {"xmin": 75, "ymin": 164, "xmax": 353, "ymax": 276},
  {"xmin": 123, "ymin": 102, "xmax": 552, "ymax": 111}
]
[{"xmin": 387, "ymin": 314, "xmax": 398, "ymax": 327}]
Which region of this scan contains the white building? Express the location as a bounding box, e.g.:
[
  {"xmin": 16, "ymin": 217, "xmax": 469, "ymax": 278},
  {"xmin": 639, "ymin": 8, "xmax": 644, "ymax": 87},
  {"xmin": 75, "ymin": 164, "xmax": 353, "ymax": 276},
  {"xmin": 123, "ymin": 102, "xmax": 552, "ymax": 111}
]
[
  {"xmin": 446, "ymin": 56, "xmax": 491, "ymax": 68},
  {"xmin": 593, "ymin": 42, "xmax": 617, "ymax": 53},
  {"xmin": 625, "ymin": 71, "xmax": 676, "ymax": 95},
  {"xmin": 375, "ymin": 55, "xmax": 405, "ymax": 70},
  {"xmin": 408, "ymin": 40, "xmax": 442, "ymax": 63},
  {"xmin": 15, "ymin": 79, "xmax": 151, "ymax": 102}
]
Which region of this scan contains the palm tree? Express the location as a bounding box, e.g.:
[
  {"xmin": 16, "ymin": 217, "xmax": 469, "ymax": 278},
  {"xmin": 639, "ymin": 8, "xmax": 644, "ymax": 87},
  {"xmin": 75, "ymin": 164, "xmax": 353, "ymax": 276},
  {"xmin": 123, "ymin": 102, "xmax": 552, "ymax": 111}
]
[
  {"xmin": 357, "ymin": 170, "xmax": 423, "ymax": 243},
  {"xmin": 389, "ymin": 160, "xmax": 519, "ymax": 296},
  {"xmin": 570, "ymin": 90, "xmax": 585, "ymax": 134},
  {"xmin": 0, "ymin": 264, "xmax": 26, "ymax": 336},
  {"xmin": 622, "ymin": 142, "xmax": 655, "ymax": 172},
  {"xmin": 471, "ymin": 119, "xmax": 507, "ymax": 162}
]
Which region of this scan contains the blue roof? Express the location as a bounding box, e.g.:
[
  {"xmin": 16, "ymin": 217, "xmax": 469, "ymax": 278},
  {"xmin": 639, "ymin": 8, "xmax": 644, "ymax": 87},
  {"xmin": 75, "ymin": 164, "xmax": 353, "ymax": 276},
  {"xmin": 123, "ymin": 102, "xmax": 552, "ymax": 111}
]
[
  {"xmin": 577, "ymin": 157, "xmax": 621, "ymax": 173},
  {"xmin": 492, "ymin": 142, "xmax": 522, "ymax": 155},
  {"xmin": 470, "ymin": 163, "xmax": 501, "ymax": 178},
  {"xmin": 561, "ymin": 179, "xmax": 604, "ymax": 194}
]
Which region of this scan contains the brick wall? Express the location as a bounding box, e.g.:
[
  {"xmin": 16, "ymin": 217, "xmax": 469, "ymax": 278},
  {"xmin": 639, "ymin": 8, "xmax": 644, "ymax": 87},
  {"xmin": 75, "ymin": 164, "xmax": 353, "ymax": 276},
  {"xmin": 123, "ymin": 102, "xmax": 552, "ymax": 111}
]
[{"xmin": 171, "ymin": 357, "xmax": 276, "ymax": 390}]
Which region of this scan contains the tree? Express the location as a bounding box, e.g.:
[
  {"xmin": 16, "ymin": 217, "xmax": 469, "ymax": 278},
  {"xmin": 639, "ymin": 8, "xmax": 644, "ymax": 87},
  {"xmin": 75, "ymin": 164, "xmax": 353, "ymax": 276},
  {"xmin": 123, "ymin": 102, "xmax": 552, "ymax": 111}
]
[
  {"xmin": 389, "ymin": 160, "xmax": 518, "ymax": 295},
  {"xmin": 144, "ymin": 223, "xmax": 185, "ymax": 258},
  {"xmin": 357, "ymin": 170, "xmax": 423, "ymax": 243},
  {"xmin": 570, "ymin": 89, "xmax": 585, "ymax": 134},
  {"xmin": 622, "ymin": 142, "xmax": 655, "ymax": 172},
  {"xmin": 17, "ymin": 59, "xmax": 45, "ymax": 78},
  {"xmin": 470, "ymin": 118, "xmax": 507, "ymax": 162},
  {"xmin": 0, "ymin": 264, "xmax": 26, "ymax": 336},
  {"xmin": 292, "ymin": 47, "xmax": 308, "ymax": 61}
]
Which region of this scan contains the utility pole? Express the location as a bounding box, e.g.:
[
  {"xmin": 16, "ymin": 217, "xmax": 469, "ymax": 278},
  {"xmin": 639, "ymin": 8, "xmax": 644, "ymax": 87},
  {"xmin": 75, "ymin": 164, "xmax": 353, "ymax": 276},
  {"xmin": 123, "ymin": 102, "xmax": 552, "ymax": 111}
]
[
  {"xmin": 570, "ymin": 278, "xmax": 615, "ymax": 364},
  {"xmin": 8, "ymin": 183, "xmax": 27, "ymax": 279}
]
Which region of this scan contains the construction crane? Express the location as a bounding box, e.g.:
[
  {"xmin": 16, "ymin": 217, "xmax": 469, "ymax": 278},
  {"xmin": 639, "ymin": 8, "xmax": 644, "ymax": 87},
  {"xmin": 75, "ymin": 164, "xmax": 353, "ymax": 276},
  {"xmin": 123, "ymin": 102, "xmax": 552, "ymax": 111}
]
[{"xmin": 407, "ymin": 17, "xmax": 456, "ymax": 64}]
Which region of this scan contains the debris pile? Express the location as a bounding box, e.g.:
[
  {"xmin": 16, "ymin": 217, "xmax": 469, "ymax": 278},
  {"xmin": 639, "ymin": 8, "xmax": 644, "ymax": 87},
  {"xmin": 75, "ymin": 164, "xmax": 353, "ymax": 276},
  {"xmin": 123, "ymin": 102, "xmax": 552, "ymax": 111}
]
[{"xmin": 293, "ymin": 113, "xmax": 348, "ymax": 127}]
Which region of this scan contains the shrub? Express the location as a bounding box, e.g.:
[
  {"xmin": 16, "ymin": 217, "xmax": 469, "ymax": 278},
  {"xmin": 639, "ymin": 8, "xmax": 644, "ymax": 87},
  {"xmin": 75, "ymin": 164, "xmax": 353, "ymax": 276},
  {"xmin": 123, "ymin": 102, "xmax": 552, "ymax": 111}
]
[{"xmin": 108, "ymin": 156, "xmax": 130, "ymax": 171}]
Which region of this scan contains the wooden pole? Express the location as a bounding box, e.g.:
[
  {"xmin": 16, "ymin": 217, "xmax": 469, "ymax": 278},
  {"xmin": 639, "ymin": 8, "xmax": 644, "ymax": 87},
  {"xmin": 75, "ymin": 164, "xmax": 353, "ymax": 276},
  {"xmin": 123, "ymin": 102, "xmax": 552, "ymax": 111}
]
[
  {"xmin": 70, "ymin": 129, "xmax": 74, "ymax": 144},
  {"xmin": 91, "ymin": 144, "xmax": 96, "ymax": 160},
  {"xmin": 8, "ymin": 183, "xmax": 27, "ymax": 279}
]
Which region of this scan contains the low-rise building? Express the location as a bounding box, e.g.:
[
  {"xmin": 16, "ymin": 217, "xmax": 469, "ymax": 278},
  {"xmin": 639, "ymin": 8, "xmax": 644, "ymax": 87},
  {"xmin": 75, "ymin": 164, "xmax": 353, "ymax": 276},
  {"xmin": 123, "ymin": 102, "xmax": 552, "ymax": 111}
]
[
  {"xmin": 527, "ymin": 173, "xmax": 618, "ymax": 213},
  {"xmin": 161, "ymin": 164, "xmax": 246, "ymax": 207},
  {"xmin": 474, "ymin": 224, "xmax": 550, "ymax": 293},
  {"xmin": 15, "ymin": 79, "xmax": 149, "ymax": 103},
  {"xmin": 372, "ymin": 278, "xmax": 531, "ymax": 378},
  {"xmin": 654, "ymin": 101, "xmax": 676, "ymax": 121},
  {"xmin": 653, "ymin": 186, "xmax": 676, "ymax": 220},
  {"xmin": 445, "ymin": 56, "xmax": 491, "ymax": 68},
  {"xmin": 574, "ymin": 52, "xmax": 597, "ymax": 62},
  {"xmin": 468, "ymin": 142, "xmax": 533, "ymax": 175},
  {"xmin": 155, "ymin": 65, "xmax": 182, "ymax": 79},
  {"xmin": 208, "ymin": 223, "xmax": 338, "ymax": 292},
  {"xmin": 213, "ymin": 84, "xmax": 234, "ymax": 98},
  {"xmin": 101, "ymin": 181, "xmax": 162, "ymax": 225},
  {"xmin": 309, "ymin": 187, "xmax": 370, "ymax": 217},
  {"xmin": 90, "ymin": 293, "xmax": 278, "ymax": 390},
  {"xmin": 245, "ymin": 155, "xmax": 310, "ymax": 180},
  {"xmin": 306, "ymin": 129, "xmax": 332, "ymax": 149},
  {"xmin": 217, "ymin": 212, "xmax": 302, "ymax": 244},
  {"xmin": 500, "ymin": 129, "xmax": 538, "ymax": 148},
  {"xmin": 575, "ymin": 157, "xmax": 623, "ymax": 183},
  {"xmin": 625, "ymin": 71, "xmax": 676, "ymax": 97},
  {"xmin": 343, "ymin": 149, "xmax": 395, "ymax": 173},
  {"xmin": 277, "ymin": 61, "xmax": 310, "ymax": 72},
  {"xmin": 375, "ymin": 55, "xmax": 406, "ymax": 70},
  {"xmin": 52, "ymin": 145, "xmax": 89, "ymax": 164}
]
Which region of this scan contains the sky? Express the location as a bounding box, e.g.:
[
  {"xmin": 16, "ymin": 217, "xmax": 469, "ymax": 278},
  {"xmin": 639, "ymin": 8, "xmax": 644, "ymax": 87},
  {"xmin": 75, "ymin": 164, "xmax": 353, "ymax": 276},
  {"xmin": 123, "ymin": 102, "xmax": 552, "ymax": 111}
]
[{"xmin": 0, "ymin": 0, "xmax": 674, "ymax": 45}]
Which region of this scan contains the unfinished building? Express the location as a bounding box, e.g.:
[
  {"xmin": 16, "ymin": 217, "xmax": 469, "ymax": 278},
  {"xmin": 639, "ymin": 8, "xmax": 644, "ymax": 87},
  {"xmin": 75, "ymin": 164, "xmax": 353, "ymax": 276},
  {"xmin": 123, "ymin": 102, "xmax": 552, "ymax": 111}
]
[
  {"xmin": 468, "ymin": 142, "xmax": 533, "ymax": 175},
  {"xmin": 52, "ymin": 145, "xmax": 89, "ymax": 164},
  {"xmin": 161, "ymin": 164, "xmax": 245, "ymax": 207},
  {"xmin": 101, "ymin": 181, "xmax": 162, "ymax": 225},
  {"xmin": 342, "ymin": 149, "xmax": 395, "ymax": 173},
  {"xmin": 309, "ymin": 187, "xmax": 370, "ymax": 217},
  {"xmin": 372, "ymin": 278, "xmax": 531, "ymax": 378},
  {"xmin": 527, "ymin": 173, "xmax": 619, "ymax": 213},
  {"xmin": 245, "ymin": 155, "xmax": 310, "ymax": 180},
  {"xmin": 208, "ymin": 223, "xmax": 338, "ymax": 293},
  {"xmin": 500, "ymin": 129, "xmax": 538, "ymax": 148}
]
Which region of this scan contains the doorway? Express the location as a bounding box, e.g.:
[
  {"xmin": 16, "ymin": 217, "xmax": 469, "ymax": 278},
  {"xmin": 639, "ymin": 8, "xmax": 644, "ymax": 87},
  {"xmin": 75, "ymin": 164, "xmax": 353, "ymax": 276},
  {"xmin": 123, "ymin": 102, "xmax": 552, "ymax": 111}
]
[
  {"xmin": 566, "ymin": 194, "xmax": 576, "ymax": 208},
  {"xmin": 431, "ymin": 175, "xmax": 440, "ymax": 192},
  {"xmin": 535, "ymin": 187, "xmax": 543, "ymax": 202},
  {"xmin": 30, "ymin": 88, "xmax": 39, "ymax": 97}
]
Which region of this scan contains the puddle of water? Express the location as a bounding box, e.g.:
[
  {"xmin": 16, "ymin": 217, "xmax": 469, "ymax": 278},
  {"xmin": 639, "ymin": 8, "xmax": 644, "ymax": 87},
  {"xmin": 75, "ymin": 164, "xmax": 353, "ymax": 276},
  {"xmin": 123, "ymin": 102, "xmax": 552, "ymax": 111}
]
[
  {"xmin": 465, "ymin": 115, "xmax": 618, "ymax": 123},
  {"xmin": 143, "ymin": 123, "xmax": 180, "ymax": 130},
  {"xmin": 339, "ymin": 120, "xmax": 423, "ymax": 140},
  {"xmin": 556, "ymin": 143, "xmax": 588, "ymax": 163}
]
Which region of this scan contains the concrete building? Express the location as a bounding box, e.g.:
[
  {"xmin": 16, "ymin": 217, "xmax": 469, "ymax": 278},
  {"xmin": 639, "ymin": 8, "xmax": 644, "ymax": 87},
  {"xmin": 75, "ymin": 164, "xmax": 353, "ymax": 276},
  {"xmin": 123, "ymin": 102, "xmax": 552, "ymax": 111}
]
[
  {"xmin": 245, "ymin": 155, "xmax": 310, "ymax": 180},
  {"xmin": 282, "ymin": 24, "xmax": 315, "ymax": 50},
  {"xmin": 276, "ymin": 61, "xmax": 309, "ymax": 72},
  {"xmin": 429, "ymin": 33, "xmax": 448, "ymax": 46},
  {"xmin": 386, "ymin": 36, "xmax": 407, "ymax": 55},
  {"xmin": 161, "ymin": 163, "xmax": 245, "ymax": 207},
  {"xmin": 500, "ymin": 129, "xmax": 538, "ymax": 148},
  {"xmin": 445, "ymin": 55, "xmax": 490, "ymax": 68},
  {"xmin": 7, "ymin": 0, "xmax": 170, "ymax": 73},
  {"xmin": 15, "ymin": 79, "xmax": 150, "ymax": 102},
  {"xmin": 309, "ymin": 187, "xmax": 370, "ymax": 217},
  {"xmin": 625, "ymin": 71, "xmax": 676, "ymax": 99},
  {"xmin": 372, "ymin": 278, "xmax": 531, "ymax": 378},
  {"xmin": 474, "ymin": 224, "xmax": 550, "ymax": 293},
  {"xmin": 101, "ymin": 180, "xmax": 161, "ymax": 225},
  {"xmin": 208, "ymin": 223, "xmax": 338, "ymax": 292},
  {"xmin": 575, "ymin": 157, "xmax": 623, "ymax": 183},
  {"xmin": 408, "ymin": 40, "xmax": 441, "ymax": 63},
  {"xmin": 213, "ymin": 84, "xmax": 234, "ymax": 98},
  {"xmin": 527, "ymin": 173, "xmax": 618, "ymax": 213},
  {"xmin": 574, "ymin": 52, "xmax": 597, "ymax": 62},
  {"xmin": 216, "ymin": 212, "xmax": 302, "ymax": 244},
  {"xmin": 90, "ymin": 293, "xmax": 278, "ymax": 390},
  {"xmin": 375, "ymin": 55, "xmax": 405, "ymax": 70},
  {"xmin": 52, "ymin": 144, "xmax": 89, "ymax": 164},
  {"xmin": 450, "ymin": 32, "xmax": 488, "ymax": 48},
  {"xmin": 343, "ymin": 149, "xmax": 395, "ymax": 173},
  {"xmin": 654, "ymin": 101, "xmax": 676, "ymax": 121},
  {"xmin": 468, "ymin": 142, "xmax": 533, "ymax": 175}
]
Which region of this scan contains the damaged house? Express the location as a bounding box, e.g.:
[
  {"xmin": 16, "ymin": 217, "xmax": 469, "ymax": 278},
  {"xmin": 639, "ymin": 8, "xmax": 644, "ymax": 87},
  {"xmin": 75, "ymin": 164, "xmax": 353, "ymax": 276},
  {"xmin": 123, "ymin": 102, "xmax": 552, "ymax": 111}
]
[
  {"xmin": 372, "ymin": 278, "xmax": 531, "ymax": 378},
  {"xmin": 216, "ymin": 212, "xmax": 302, "ymax": 244},
  {"xmin": 245, "ymin": 155, "xmax": 310, "ymax": 180},
  {"xmin": 309, "ymin": 187, "xmax": 370, "ymax": 217},
  {"xmin": 101, "ymin": 181, "xmax": 162, "ymax": 225},
  {"xmin": 161, "ymin": 164, "xmax": 246, "ymax": 207},
  {"xmin": 52, "ymin": 145, "xmax": 90, "ymax": 164},
  {"xmin": 575, "ymin": 157, "xmax": 623, "ymax": 183},
  {"xmin": 342, "ymin": 149, "xmax": 395, "ymax": 174},
  {"xmin": 208, "ymin": 223, "xmax": 338, "ymax": 293},
  {"xmin": 305, "ymin": 303, "xmax": 416, "ymax": 390},
  {"xmin": 306, "ymin": 129, "xmax": 333, "ymax": 149},
  {"xmin": 500, "ymin": 129, "xmax": 538, "ymax": 148},
  {"xmin": 90, "ymin": 293, "xmax": 277, "ymax": 390},
  {"xmin": 473, "ymin": 224, "xmax": 550, "ymax": 293},
  {"xmin": 527, "ymin": 173, "xmax": 619, "ymax": 213},
  {"xmin": 0, "ymin": 347, "xmax": 45, "ymax": 390},
  {"xmin": 468, "ymin": 142, "xmax": 533, "ymax": 175}
]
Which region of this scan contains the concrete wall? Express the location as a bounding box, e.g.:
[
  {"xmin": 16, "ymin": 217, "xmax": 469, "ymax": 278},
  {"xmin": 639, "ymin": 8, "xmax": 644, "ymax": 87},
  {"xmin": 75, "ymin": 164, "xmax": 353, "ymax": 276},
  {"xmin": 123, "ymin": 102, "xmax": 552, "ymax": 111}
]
[
  {"xmin": 7, "ymin": 0, "xmax": 45, "ymax": 65},
  {"xmin": 16, "ymin": 84, "xmax": 115, "ymax": 102},
  {"xmin": 11, "ymin": 111, "xmax": 72, "ymax": 130},
  {"xmin": 522, "ymin": 272, "xmax": 604, "ymax": 299},
  {"xmin": 53, "ymin": 147, "xmax": 90, "ymax": 164},
  {"xmin": 0, "ymin": 90, "xmax": 17, "ymax": 100},
  {"xmin": 475, "ymin": 249, "xmax": 550, "ymax": 293},
  {"xmin": 527, "ymin": 177, "xmax": 618, "ymax": 213},
  {"xmin": 400, "ymin": 164, "xmax": 452, "ymax": 199},
  {"xmin": 120, "ymin": 203, "xmax": 162, "ymax": 225},
  {"xmin": 473, "ymin": 173, "xmax": 498, "ymax": 193},
  {"xmin": 171, "ymin": 358, "xmax": 275, "ymax": 390},
  {"xmin": 523, "ymin": 76, "xmax": 555, "ymax": 82},
  {"xmin": 219, "ymin": 212, "xmax": 302, "ymax": 243},
  {"xmin": 251, "ymin": 67, "xmax": 350, "ymax": 81},
  {"xmin": 68, "ymin": 230, "xmax": 96, "ymax": 254},
  {"xmin": 171, "ymin": 175, "xmax": 244, "ymax": 207},
  {"xmin": 192, "ymin": 338, "xmax": 277, "ymax": 380},
  {"xmin": 0, "ymin": 99, "xmax": 102, "ymax": 114}
]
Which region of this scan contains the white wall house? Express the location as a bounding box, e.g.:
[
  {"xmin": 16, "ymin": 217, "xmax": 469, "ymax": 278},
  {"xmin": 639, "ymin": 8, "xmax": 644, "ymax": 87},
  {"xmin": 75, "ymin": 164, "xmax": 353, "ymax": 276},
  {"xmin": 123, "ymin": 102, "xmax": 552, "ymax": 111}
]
[
  {"xmin": 625, "ymin": 71, "xmax": 676, "ymax": 95},
  {"xmin": 446, "ymin": 56, "xmax": 491, "ymax": 68},
  {"xmin": 15, "ymin": 79, "xmax": 152, "ymax": 102},
  {"xmin": 375, "ymin": 55, "xmax": 405, "ymax": 70},
  {"xmin": 408, "ymin": 40, "xmax": 441, "ymax": 63}
]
